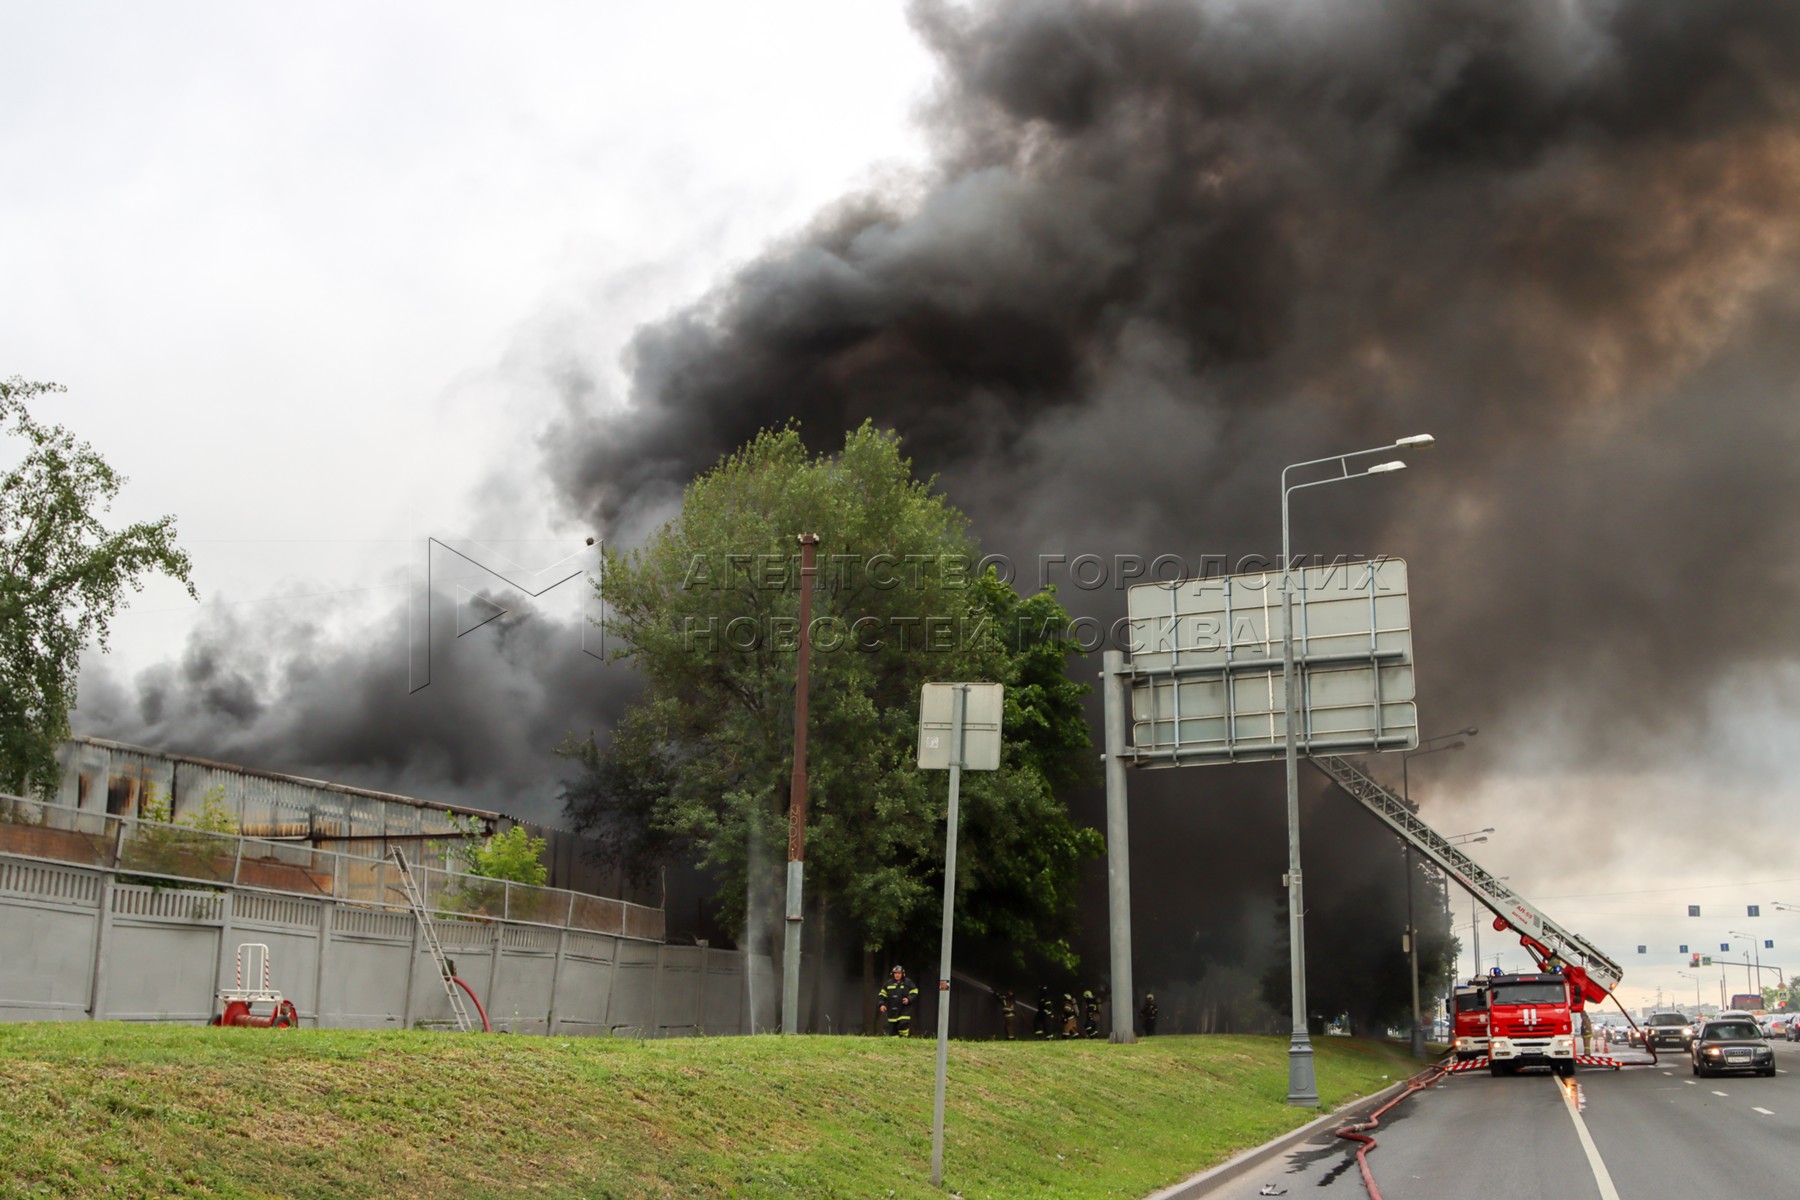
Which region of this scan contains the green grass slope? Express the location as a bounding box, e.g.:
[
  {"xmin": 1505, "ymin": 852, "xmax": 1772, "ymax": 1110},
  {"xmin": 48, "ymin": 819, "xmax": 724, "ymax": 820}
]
[{"xmin": 0, "ymin": 1025, "xmax": 1419, "ymax": 1199}]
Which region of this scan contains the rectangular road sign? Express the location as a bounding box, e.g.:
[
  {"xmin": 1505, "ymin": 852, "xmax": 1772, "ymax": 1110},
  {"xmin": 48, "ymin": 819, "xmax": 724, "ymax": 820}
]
[
  {"xmin": 1123, "ymin": 557, "xmax": 1416, "ymax": 766},
  {"xmin": 918, "ymin": 683, "xmax": 1003, "ymax": 770}
]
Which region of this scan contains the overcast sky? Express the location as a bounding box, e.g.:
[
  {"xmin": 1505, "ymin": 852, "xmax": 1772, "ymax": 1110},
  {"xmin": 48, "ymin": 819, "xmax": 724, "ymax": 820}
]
[{"xmin": 8, "ymin": 1, "xmax": 1799, "ymax": 1014}]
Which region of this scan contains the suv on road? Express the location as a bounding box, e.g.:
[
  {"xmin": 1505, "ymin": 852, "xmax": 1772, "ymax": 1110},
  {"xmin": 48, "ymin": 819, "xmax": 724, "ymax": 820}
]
[{"xmin": 1643, "ymin": 1011, "xmax": 1697, "ymax": 1051}]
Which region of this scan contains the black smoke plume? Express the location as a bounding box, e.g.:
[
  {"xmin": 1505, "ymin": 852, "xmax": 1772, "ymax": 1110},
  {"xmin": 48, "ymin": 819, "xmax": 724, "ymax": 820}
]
[
  {"xmin": 537, "ymin": 0, "xmax": 1800, "ymax": 1004},
  {"xmin": 85, "ymin": 0, "xmax": 1800, "ymax": 1019}
]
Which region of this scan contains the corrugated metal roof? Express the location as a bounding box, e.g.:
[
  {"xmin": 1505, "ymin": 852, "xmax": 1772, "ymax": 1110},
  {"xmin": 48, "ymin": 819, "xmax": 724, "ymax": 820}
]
[{"xmin": 66, "ymin": 735, "xmax": 504, "ymax": 822}]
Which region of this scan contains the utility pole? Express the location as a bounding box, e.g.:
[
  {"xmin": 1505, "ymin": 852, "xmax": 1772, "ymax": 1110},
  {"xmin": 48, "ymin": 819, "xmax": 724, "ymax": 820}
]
[{"xmin": 781, "ymin": 533, "xmax": 820, "ymax": 1035}]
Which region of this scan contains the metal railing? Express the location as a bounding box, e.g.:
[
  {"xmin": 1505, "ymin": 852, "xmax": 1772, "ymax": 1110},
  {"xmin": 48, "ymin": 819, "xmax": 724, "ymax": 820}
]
[{"xmin": 0, "ymin": 793, "xmax": 663, "ymax": 942}]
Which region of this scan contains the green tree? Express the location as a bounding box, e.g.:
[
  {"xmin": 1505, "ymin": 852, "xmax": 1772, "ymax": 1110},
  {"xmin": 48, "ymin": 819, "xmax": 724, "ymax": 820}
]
[
  {"xmin": 459, "ymin": 825, "xmax": 550, "ymax": 888},
  {"xmin": 563, "ymin": 422, "xmax": 1101, "ymax": 970},
  {"xmin": 436, "ymin": 819, "xmax": 552, "ymax": 921},
  {"xmin": 1, "ymin": 378, "xmax": 196, "ymax": 798}
]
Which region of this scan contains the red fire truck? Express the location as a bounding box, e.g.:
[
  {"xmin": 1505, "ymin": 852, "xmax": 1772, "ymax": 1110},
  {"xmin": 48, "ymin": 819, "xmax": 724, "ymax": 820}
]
[
  {"xmin": 1484, "ymin": 970, "xmax": 1580, "ymax": 1076},
  {"xmin": 1449, "ymin": 980, "xmax": 1490, "ymax": 1060}
]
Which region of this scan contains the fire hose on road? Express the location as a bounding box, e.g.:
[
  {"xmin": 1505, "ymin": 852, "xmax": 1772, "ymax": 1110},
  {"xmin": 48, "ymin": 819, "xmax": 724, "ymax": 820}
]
[{"xmin": 1332, "ymin": 1062, "xmax": 1450, "ymax": 1200}]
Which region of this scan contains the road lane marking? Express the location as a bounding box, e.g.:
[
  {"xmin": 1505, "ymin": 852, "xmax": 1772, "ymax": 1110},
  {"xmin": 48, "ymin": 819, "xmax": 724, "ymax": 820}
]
[
  {"xmin": 1754, "ymin": 1107, "xmax": 1775, "ymax": 1115},
  {"xmin": 1684, "ymin": 1080, "xmax": 1697, "ymax": 1085},
  {"xmin": 1558, "ymin": 1078, "xmax": 1621, "ymax": 1200},
  {"xmin": 1712, "ymin": 1091, "xmax": 1729, "ymax": 1097}
]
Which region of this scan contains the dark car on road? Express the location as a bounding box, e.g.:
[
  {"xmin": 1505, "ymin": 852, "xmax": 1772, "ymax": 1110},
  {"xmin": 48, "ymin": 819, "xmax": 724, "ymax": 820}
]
[
  {"xmin": 1643, "ymin": 1011, "xmax": 1696, "ymax": 1051},
  {"xmin": 1691, "ymin": 1019, "xmax": 1776, "ymax": 1077}
]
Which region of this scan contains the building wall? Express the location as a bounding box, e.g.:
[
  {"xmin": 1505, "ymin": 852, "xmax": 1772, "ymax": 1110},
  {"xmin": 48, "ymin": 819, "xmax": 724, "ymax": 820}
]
[
  {"xmin": 0, "ymin": 853, "xmax": 775, "ymax": 1036},
  {"xmin": 53, "ymin": 739, "xmax": 643, "ymax": 900}
]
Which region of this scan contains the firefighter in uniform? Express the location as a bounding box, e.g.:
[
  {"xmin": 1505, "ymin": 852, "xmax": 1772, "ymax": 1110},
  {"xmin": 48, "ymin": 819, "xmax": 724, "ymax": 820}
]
[
  {"xmin": 998, "ymin": 990, "xmax": 1018, "ymax": 1040},
  {"xmin": 1081, "ymin": 989, "xmax": 1101, "ymax": 1038},
  {"xmin": 878, "ymin": 964, "xmax": 918, "ymax": 1037},
  {"xmin": 1035, "ymin": 986, "xmax": 1053, "ymax": 1038},
  {"xmin": 1140, "ymin": 993, "xmax": 1159, "ymax": 1036},
  {"xmin": 1060, "ymin": 992, "xmax": 1080, "ymax": 1038}
]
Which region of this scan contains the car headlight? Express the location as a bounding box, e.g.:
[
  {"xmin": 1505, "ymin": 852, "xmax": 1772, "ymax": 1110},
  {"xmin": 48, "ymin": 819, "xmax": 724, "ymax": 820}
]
[
  {"xmin": 1682, "ymin": 1027, "xmax": 1693, "ymax": 1036},
  {"xmin": 1705, "ymin": 1047, "xmax": 1722, "ymax": 1056}
]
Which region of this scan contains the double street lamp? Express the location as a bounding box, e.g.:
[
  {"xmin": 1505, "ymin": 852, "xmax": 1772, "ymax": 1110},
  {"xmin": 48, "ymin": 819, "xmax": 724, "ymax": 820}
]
[
  {"xmin": 1443, "ymin": 827, "xmax": 1493, "ymax": 981},
  {"xmin": 1729, "ymin": 931, "xmax": 1767, "ymax": 997},
  {"xmin": 1280, "ymin": 434, "xmax": 1433, "ymax": 1106},
  {"xmin": 1677, "ymin": 970, "xmax": 1704, "ymax": 1011},
  {"xmin": 1400, "ymin": 728, "xmax": 1477, "ymax": 1058}
]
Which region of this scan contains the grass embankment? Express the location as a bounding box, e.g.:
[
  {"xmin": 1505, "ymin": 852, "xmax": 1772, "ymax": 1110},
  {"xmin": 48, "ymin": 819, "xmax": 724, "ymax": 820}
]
[{"xmin": 0, "ymin": 1025, "xmax": 1418, "ymax": 1199}]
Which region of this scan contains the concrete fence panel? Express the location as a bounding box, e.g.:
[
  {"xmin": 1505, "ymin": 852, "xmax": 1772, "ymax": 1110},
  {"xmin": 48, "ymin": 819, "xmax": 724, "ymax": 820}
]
[{"xmin": 2, "ymin": 851, "xmax": 770, "ymax": 1040}]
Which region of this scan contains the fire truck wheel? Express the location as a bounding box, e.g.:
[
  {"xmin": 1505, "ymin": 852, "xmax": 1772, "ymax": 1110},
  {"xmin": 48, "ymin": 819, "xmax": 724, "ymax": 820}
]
[
  {"xmin": 1555, "ymin": 1062, "xmax": 1574, "ymax": 1079},
  {"xmin": 1488, "ymin": 1062, "xmax": 1514, "ymax": 1077}
]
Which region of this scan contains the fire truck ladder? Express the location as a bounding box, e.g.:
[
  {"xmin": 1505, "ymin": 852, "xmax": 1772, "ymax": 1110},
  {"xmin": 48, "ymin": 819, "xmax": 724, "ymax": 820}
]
[
  {"xmin": 389, "ymin": 849, "xmax": 475, "ymax": 1032},
  {"xmin": 1310, "ymin": 754, "xmax": 1624, "ymax": 996}
]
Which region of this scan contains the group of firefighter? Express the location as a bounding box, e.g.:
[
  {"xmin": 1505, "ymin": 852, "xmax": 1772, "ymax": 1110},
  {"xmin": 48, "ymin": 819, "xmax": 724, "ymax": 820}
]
[{"xmin": 876, "ymin": 963, "xmax": 1160, "ymax": 1039}]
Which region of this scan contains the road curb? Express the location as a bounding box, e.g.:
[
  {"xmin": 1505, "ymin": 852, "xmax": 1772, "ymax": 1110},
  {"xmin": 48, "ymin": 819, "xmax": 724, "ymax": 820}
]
[{"xmin": 1142, "ymin": 1073, "xmax": 1422, "ymax": 1200}]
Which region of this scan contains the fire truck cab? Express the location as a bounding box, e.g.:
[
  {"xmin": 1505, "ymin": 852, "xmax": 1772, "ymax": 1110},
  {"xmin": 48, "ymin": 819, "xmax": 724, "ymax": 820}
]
[
  {"xmin": 1485, "ymin": 971, "xmax": 1577, "ymax": 1076},
  {"xmin": 1449, "ymin": 980, "xmax": 1490, "ymax": 1060}
]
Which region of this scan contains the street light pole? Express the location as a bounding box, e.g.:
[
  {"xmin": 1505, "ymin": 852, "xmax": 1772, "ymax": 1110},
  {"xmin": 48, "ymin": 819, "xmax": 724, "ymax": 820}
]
[
  {"xmin": 1279, "ymin": 434, "xmax": 1433, "ymax": 1106},
  {"xmin": 1441, "ymin": 827, "xmax": 1492, "ymax": 984},
  {"xmin": 1400, "ymin": 729, "xmax": 1476, "ymax": 1058},
  {"xmin": 1730, "ymin": 932, "xmax": 1764, "ymax": 998}
]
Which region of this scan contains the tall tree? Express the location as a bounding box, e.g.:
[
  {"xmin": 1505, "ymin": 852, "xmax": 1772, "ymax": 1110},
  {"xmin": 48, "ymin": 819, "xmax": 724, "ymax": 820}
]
[
  {"xmin": 562, "ymin": 422, "xmax": 1102, "ymax": 969},
  {"xmin": 1, "ymin": 378, "xmax": 197, "ymax": 798}
]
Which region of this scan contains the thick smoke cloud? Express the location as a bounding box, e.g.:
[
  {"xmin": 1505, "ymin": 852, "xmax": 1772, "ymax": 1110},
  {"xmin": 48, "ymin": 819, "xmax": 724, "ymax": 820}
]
[
  {"xmin": 81, "ymin": 0, "xmax": 1800, "ymax": 1010},
  {"xmin": 534, "ymin": 0, "xmax": 1800, "ymax": 994},
  {"xmin": 541, "ymin": 0, "xmax": 1800, "ymax": 760},
  {"xmin": 79, "ymin": 593, "xmax": 640, "ymax": 824}
]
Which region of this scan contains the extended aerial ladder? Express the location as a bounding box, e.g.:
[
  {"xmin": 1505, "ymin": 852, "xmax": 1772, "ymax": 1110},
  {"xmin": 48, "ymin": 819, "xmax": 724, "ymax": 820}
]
[{"xmin": 1310, "ymin": 754, "xmax": 1623, "ymax": 1003}]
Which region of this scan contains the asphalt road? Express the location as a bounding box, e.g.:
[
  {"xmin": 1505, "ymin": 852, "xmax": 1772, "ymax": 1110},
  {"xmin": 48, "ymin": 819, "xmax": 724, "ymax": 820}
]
[{"xmin": 1183, "ymin": 1038, "xmax": 1800, "ymax": 1199}]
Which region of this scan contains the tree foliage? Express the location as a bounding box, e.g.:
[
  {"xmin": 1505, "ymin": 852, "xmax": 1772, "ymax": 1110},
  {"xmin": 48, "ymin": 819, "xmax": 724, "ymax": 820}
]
[
  {"xmin": 443, "ymin": 816, "xmax": 550, "ymax": 887},
  {"xmin": 562, "ymin": 423, "xmax": 1101, "ymax": 969},
  {"xmin": 1, "ymin": 378, "xmax": 196, "ymax": 798}
]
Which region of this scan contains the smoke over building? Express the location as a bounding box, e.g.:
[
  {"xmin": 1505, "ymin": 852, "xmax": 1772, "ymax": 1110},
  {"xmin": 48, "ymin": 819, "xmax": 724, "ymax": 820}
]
[{"xmin": 80, "ymin": 0, "xmax": 1800, "ymax": 1012}]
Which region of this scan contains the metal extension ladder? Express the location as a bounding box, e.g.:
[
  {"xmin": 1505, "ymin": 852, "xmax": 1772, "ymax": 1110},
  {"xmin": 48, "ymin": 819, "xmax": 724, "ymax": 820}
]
[
  {"xmin": 389, "ymin": 848, "xmax": 475, "ymax": 1032},
  {"xmin": 1311, "ymin": 753, "xmax": 1624, "ymax": 994}
]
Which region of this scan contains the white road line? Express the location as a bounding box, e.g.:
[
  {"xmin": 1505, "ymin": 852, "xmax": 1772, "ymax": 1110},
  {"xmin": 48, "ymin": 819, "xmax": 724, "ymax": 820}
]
[
  {"xmin": 1558, "ymin": 1079, "xmax": 1621, "ymax": 1200},
  {"xmin": 1685, "ymin": 1080, "xmax": 1698, "ymax": 1085},
  {"xmin": 1712, "ymin": 1091, "xmax": 1729, "ymax": 1097},
  {"xmin": 1753, "ymin": 1107, "xmax": 1775, "ymax": 1115}
]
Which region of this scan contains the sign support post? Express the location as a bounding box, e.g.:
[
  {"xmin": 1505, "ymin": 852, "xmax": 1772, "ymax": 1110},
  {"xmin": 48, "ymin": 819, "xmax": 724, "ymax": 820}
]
[
  {"xmin": 929, "ymin": 683, "xmax": 966, "ymax": 1190},
  {"xmin": 917, "ymin": 681, "xmax": 1002, "ymax": 1190},
  {"xmin": 1103, "ymin": 650, "xmax": 1135, "ymax": 1043}
]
